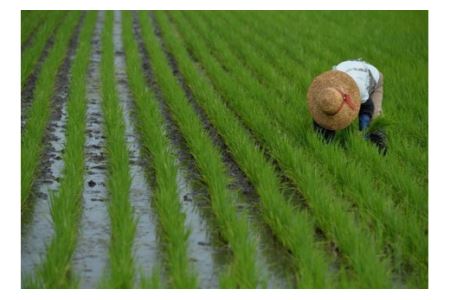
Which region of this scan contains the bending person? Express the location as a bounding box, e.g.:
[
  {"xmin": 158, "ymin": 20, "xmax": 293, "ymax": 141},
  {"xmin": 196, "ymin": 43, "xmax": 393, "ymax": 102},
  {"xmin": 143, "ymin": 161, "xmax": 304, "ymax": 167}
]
[{"xmin": 307, "ymin": 59, "xmax": 387, "ymax": 154}]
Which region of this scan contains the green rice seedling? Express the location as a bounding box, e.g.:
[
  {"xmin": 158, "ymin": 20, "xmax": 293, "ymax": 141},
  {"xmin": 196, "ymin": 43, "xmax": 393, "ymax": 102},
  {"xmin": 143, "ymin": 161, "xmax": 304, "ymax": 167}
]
[
  {"xmin": 137, "ymin": 11, "xmax": 259, "ymax": 288},
  {"xmin": 24, "ymin": 12, "xmax": 98, "ymax": 288},
  {"xmin": 121, "ymin": 11, "xmax": 197, "ymax": 288},
  {"xmin": 21, "ymin": 11, "xmax": 81, "ymax": 215},
  {"xmin": 154, "ymin": 11, "xmax": 335, "ymax": 288},
  {"xmin": 367, "ymin": 117, "xmax": 391, "ymax": 134},
  {"xmin": 182, "ymin": 11, "xmax": 426, "ymax": 286},
  {"xmin": 99, "ymin": 11, "xmax": 136, "ymax": 288},
  {"xmin": 168, "ymin": 11, "xmax": 392, "ymax": 288},
  {"xmin": 21, "ymin": 11, "xmax": 46, "ymax": 46},
  {"xmin": 21, "ymin": 11, "xmax": 65, "ymax": 87},
  {"xmin": 139, "ymin": 266, "xmax": 161, "ymax": 288}
]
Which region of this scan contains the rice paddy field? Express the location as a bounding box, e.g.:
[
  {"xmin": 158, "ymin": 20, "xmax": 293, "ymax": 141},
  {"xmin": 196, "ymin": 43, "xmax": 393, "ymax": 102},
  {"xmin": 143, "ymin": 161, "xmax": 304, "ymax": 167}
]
[{"xmin": 20, "ymin": 10, "xmax": 428, "ymax": 289}]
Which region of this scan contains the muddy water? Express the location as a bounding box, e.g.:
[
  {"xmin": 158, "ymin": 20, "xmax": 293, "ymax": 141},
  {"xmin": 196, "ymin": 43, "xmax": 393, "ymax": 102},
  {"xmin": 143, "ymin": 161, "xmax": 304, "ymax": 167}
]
[
  {"xmin": 148, "ymin": 12, "xmax": 295, "ymax": 288},
  {"xmin": 21, "ymin": 15, "xmax": 84, "ymax": 280},
  {"xmin": 72, "ymin": 12, "xmax": 110, "ymax": 288},
  {"xmin": 112, "ymin": 11, "xmax": 158, "ymax": 285}
]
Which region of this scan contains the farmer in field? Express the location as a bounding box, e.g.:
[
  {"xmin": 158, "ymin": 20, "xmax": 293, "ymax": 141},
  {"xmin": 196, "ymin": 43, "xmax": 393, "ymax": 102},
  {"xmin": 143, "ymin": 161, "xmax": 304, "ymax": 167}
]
[{"xmin": 307, "ymin": 59, "xmax": 387, "ymax": 154}]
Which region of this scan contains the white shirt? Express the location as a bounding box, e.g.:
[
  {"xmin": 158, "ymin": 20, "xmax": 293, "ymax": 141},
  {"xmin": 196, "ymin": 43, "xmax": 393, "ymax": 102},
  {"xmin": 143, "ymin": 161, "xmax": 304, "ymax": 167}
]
[{"xmin": 333, "ymin": 60, "xmax": 380, "ymax": 103}]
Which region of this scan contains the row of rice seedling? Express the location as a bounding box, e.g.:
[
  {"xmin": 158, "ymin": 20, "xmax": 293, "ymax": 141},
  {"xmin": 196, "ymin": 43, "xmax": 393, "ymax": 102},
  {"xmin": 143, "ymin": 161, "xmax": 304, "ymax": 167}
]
[
  {"xmin": 153, "ymin": 11, "xmax": 335, "ymax": 288},
  {"xmin": 167, "ymin": 11, "xmax": 392, "ymax": 288},
  {"xmin": 135, "ymin": 11, "xmax": 260, "ymax": 288},
  {"xmin": 112, "ymin": 10, "xmax": 159, "ymax": 288},
  {"xmin": 183, "ymin": 11, "xmax": 426, "ymax": 286},
  {"xmin": 121, "ymin": 11, "xmax": 196, "ymax": 288},
  {"xmin": 21, "ymin": 11, "xmax": 65, "ymax": 87},
  {"xmin": 21, "ymin": 11, "xmax": 46, "ymax": 46},
  {"xmin": 24, "ymin": 11, "xmax": 98, "ymax": 288},
  {"xmin": 21, "ymin": 11, "xmax": 81, "ymax": 213},
  {"xmin": 98, "ymin": 11, "xmax": 136, "ymax": 288}
]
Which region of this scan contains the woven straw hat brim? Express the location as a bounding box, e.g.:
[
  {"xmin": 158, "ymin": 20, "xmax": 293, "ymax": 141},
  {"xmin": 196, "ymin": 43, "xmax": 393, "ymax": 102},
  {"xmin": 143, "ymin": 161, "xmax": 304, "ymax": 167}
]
[{"xmin": 307, "ymin": 70, "xmax": 361, "ymax": 130}]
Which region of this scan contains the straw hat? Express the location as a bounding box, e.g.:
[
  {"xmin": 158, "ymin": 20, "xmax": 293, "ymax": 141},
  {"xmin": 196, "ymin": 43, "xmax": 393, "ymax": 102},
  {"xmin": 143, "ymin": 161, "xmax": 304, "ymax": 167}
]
[{"xmin": 307, "ymin": 70, "xmax": 361, "ymax": 130}]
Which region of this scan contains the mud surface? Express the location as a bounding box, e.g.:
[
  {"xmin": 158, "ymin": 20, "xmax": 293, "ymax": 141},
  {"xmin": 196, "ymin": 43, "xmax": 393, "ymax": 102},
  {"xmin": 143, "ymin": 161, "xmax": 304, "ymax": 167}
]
[
  {"xmin": 112, "ymin": 11, "xmax": 159, "ymax": 285},
  {"xmin": 150, "ymin": 12, "xmax": 294, "ymax": 288},
  {"xmin": 72, "ymin": 12, "xmax": 110, "ymax": 288},
  {"xmin": 21, "ymin": 14, "xmax": 85, "ymax": 279}
]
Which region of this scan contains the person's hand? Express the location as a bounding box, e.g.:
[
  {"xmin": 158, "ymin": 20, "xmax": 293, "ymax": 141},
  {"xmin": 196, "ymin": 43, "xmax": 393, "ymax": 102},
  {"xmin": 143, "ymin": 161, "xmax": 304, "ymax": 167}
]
[{"xmin": 373, "ymin": 108, "xmax": 383, "ymax": 118}]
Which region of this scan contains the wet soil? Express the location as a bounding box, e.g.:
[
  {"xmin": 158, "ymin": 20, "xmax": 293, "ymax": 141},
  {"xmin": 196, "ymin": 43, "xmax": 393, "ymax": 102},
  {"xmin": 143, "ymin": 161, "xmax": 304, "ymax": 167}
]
[
  {"xmin": 71, "ymin": 12, "xmax": 110, "ymax": 288},
  {"xmin": 21, "ymin": 13, "xmax": 85, "ymax": 279}
]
